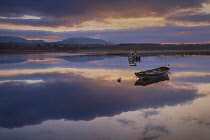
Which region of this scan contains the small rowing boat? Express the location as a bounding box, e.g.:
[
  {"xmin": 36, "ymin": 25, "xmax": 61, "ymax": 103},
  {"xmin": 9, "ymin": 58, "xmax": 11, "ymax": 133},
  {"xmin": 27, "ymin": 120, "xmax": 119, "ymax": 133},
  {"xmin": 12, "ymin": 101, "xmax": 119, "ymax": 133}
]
[{"xmin": 135, "ymin": 65, "xmax": 170, "ymax": 80}]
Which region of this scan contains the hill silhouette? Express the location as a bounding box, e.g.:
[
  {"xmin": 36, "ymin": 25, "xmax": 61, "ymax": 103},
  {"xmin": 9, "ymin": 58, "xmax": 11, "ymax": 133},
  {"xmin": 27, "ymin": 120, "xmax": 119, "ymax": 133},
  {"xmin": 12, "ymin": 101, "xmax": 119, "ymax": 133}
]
[
  {"xmin": 0, "ymin": 36, "xmax": 46, "ymax": 43},
  {"xmin": 58, "ymin": 37, "xmax": 109, "ymax": 44}
]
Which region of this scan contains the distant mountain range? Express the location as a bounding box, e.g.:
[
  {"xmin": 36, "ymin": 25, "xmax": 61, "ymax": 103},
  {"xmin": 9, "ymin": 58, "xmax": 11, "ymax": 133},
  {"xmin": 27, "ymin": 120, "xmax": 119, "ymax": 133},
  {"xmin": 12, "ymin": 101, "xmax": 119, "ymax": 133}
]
[
  {"xmin": 57, "ymin": 37, "xmax": 109, "ymax": 44},
  {"xmin": 0, "ymin": 36, "xmax": 46, "ymax": 43},
  {"xmin": 0, "ymin": 36, "xmax": 110, "ymax": 44}
]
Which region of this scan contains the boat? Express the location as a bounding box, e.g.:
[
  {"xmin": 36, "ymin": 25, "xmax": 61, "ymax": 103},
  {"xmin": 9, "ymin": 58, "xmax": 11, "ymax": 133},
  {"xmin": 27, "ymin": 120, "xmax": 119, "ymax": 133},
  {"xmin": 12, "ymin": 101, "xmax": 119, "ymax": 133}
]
[
  {"xmin": 134, "ymin": 74, "xmax": 169, "ymax": 86},
  {"xmin": 128, "ymin": 51, "xmax": 141, "ymax": 66},
  {"xmin": 128, "ymin": 51, "xmax": 140, "ymax": 59},
  {"xmin": 134, "ymin": 65, "xmax": 170, "ymax": 80}
]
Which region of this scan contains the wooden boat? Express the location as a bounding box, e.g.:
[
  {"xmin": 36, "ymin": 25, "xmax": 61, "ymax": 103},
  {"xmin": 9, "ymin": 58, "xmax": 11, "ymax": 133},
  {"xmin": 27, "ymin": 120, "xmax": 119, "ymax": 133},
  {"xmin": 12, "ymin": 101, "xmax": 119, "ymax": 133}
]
[
  {"xmin": 128, "ymin": 53, "xmax": 141, "ymax": 61},
  {"xmin": 135, "ymin": 65, "xmax": 170, "ymax": 80},
  {"xmin": 128, "ymin": 51, "xmax": 141, "ymax": 66},
  {"xmin": 134, "ymin": 74, "xmax": 169, "ymax": 86}
]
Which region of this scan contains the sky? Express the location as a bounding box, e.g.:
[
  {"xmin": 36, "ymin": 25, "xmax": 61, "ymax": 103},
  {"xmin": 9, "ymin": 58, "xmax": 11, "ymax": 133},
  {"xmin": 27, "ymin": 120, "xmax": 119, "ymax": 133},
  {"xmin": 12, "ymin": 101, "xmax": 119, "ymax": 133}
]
[{"xmin": 0, "ymin": 0, "xmax": 210, "ymax": 43}]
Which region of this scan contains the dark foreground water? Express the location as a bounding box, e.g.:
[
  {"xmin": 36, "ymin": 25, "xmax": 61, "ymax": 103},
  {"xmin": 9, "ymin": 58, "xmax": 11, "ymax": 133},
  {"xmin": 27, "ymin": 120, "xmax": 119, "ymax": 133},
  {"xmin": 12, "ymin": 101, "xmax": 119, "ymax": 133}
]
[{"xmin": 0, "ymin": 53, "xmax": 210, "ymax": 140}]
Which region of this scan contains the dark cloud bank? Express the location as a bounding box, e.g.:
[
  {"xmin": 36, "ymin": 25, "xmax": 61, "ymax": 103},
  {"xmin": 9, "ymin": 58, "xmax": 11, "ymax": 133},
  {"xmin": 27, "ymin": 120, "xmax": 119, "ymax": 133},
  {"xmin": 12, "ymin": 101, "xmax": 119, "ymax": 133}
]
[
  {"xmin": 0, "ymin": 0, "xmax": 209, "ymax": 26},
  {"xmin": 168, "ymin": 14, "xmax": 210, "ymax": 22},
  {"xmin": 1, "ymin": 0, "xmax": 207, "ymax": 17}
]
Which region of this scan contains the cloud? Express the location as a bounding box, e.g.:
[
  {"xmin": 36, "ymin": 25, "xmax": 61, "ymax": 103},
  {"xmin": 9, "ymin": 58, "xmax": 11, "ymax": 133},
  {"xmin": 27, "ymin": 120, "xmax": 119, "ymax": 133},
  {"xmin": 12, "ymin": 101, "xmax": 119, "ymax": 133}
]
[
  {"xmin": 117, "ymin": 119, "xmax": 136, "ymax": 127},
  {"xmin": 1, "ymin": 25, "xmax": 210, "ymax": 43},
  {"xmin": 142, "ymin": 110, "xmax": 160, "ymax": 118},
  {"xmin": 0, "ymin": 0, "xmax": 209, "ymax": 27},
  {"xmin": 1, "ymin": 0, "xmax": 207, "ymax": 17},
  {"xmin": 182, "ymin": 117, "xmax": 210, "ymax": 128},
  {"xmin": 0, "ymin": 72, "xmax": 201, "ymax": 128},
  {"xmin": 168, "ymin": 14, "xmax": 210, "ymax": 23},
  {"xmin": 0, "ymin": 18, "xmax": 76, "ymax": 27},
  {"xmin": 1, "ymin": 0, "xmax": 210, "ymax": 44},
  {"xmin": 142, "ymin": 124, "xmax": 169, "ymax": 140}
]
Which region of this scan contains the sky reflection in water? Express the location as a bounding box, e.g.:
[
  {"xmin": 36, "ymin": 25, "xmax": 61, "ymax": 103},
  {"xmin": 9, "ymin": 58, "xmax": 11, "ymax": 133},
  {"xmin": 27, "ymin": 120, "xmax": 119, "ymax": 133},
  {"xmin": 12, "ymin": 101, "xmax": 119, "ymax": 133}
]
[{"xmin": 0, "ymin": 53, "xmax": 210, "ymax": 140}]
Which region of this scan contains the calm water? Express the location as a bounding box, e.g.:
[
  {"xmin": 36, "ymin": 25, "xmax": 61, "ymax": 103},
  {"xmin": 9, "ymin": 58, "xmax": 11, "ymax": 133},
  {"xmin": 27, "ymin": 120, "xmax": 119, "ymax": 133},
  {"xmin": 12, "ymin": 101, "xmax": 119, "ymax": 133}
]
[{"xmin": 0, "ymin": 53, "xmax": 210, "ymax": 140}]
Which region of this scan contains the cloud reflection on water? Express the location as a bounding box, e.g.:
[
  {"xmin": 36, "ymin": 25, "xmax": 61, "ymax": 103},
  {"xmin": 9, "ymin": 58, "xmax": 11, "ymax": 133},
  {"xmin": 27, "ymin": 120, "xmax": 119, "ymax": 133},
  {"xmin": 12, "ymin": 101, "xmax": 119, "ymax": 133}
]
[{"xmin": 0, "ymin": 72, "xmax": 202, "ymax": 129}]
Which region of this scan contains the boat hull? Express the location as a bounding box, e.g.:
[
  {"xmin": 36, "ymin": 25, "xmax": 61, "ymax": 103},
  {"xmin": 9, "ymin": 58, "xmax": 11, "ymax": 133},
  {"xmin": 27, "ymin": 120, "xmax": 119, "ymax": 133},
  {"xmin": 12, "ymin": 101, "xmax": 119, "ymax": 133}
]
[
  {"xmin": 135, "ymin": 66, "xmax": 170, "ymax": 80},
  {"xmin": 136, "ymin": 71, "xmax": 169, "ymax": 79}
]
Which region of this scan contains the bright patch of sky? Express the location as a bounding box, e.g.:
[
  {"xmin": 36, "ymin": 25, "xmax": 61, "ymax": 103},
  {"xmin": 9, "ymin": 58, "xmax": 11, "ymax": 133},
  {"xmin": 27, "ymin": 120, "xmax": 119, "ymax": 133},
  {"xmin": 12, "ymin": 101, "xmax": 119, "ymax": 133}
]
[{"xmin": 0, "ymin": 15, "xmax": 41, "ymax": 19}]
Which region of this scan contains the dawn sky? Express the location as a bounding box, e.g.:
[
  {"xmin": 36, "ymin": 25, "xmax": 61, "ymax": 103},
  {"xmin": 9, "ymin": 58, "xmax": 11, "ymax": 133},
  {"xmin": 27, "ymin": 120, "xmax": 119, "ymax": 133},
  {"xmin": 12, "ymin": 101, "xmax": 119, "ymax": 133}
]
[{"xmin": 0, "ymin": 0, "xmax": 210, "ymax": 43}]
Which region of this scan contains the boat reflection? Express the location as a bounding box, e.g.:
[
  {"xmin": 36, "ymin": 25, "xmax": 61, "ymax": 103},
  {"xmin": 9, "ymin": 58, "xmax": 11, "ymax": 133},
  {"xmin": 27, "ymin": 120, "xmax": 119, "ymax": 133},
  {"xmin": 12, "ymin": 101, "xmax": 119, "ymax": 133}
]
[
  {"xmin": 135, "ymin": 74, "xmax": 170, "ymax": 86},
  {"xmin": 128, "ymin": 51, "xmax": 141, "ymax": 66},
  {"xmin": 128, "ymin": 57, "xmax": 141, "ymax": 66}
]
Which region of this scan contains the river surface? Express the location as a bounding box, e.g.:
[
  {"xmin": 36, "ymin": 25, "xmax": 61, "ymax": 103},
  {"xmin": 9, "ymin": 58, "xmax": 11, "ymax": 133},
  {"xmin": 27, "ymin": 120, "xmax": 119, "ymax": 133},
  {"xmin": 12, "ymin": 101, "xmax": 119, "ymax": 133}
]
[{"xmin": 0, "ymin": 53, "xmax": 210, "ymax": 140}]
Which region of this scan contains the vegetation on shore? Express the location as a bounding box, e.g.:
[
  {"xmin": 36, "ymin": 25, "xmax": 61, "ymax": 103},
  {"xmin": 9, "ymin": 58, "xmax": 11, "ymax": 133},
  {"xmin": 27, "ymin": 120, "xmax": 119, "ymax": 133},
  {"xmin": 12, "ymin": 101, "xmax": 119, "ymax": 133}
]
[{"xmin": 1, "ymin": 42, "xmax": 210, "ymax": 55}]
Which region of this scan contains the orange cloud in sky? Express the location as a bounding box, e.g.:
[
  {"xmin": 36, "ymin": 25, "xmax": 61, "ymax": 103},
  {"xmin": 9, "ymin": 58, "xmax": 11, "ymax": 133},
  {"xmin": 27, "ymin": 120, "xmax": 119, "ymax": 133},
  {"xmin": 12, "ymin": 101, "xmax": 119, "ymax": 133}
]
[{"xmin": 29, "ymin": 36, "xmax": 63, "ymax": 42}]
